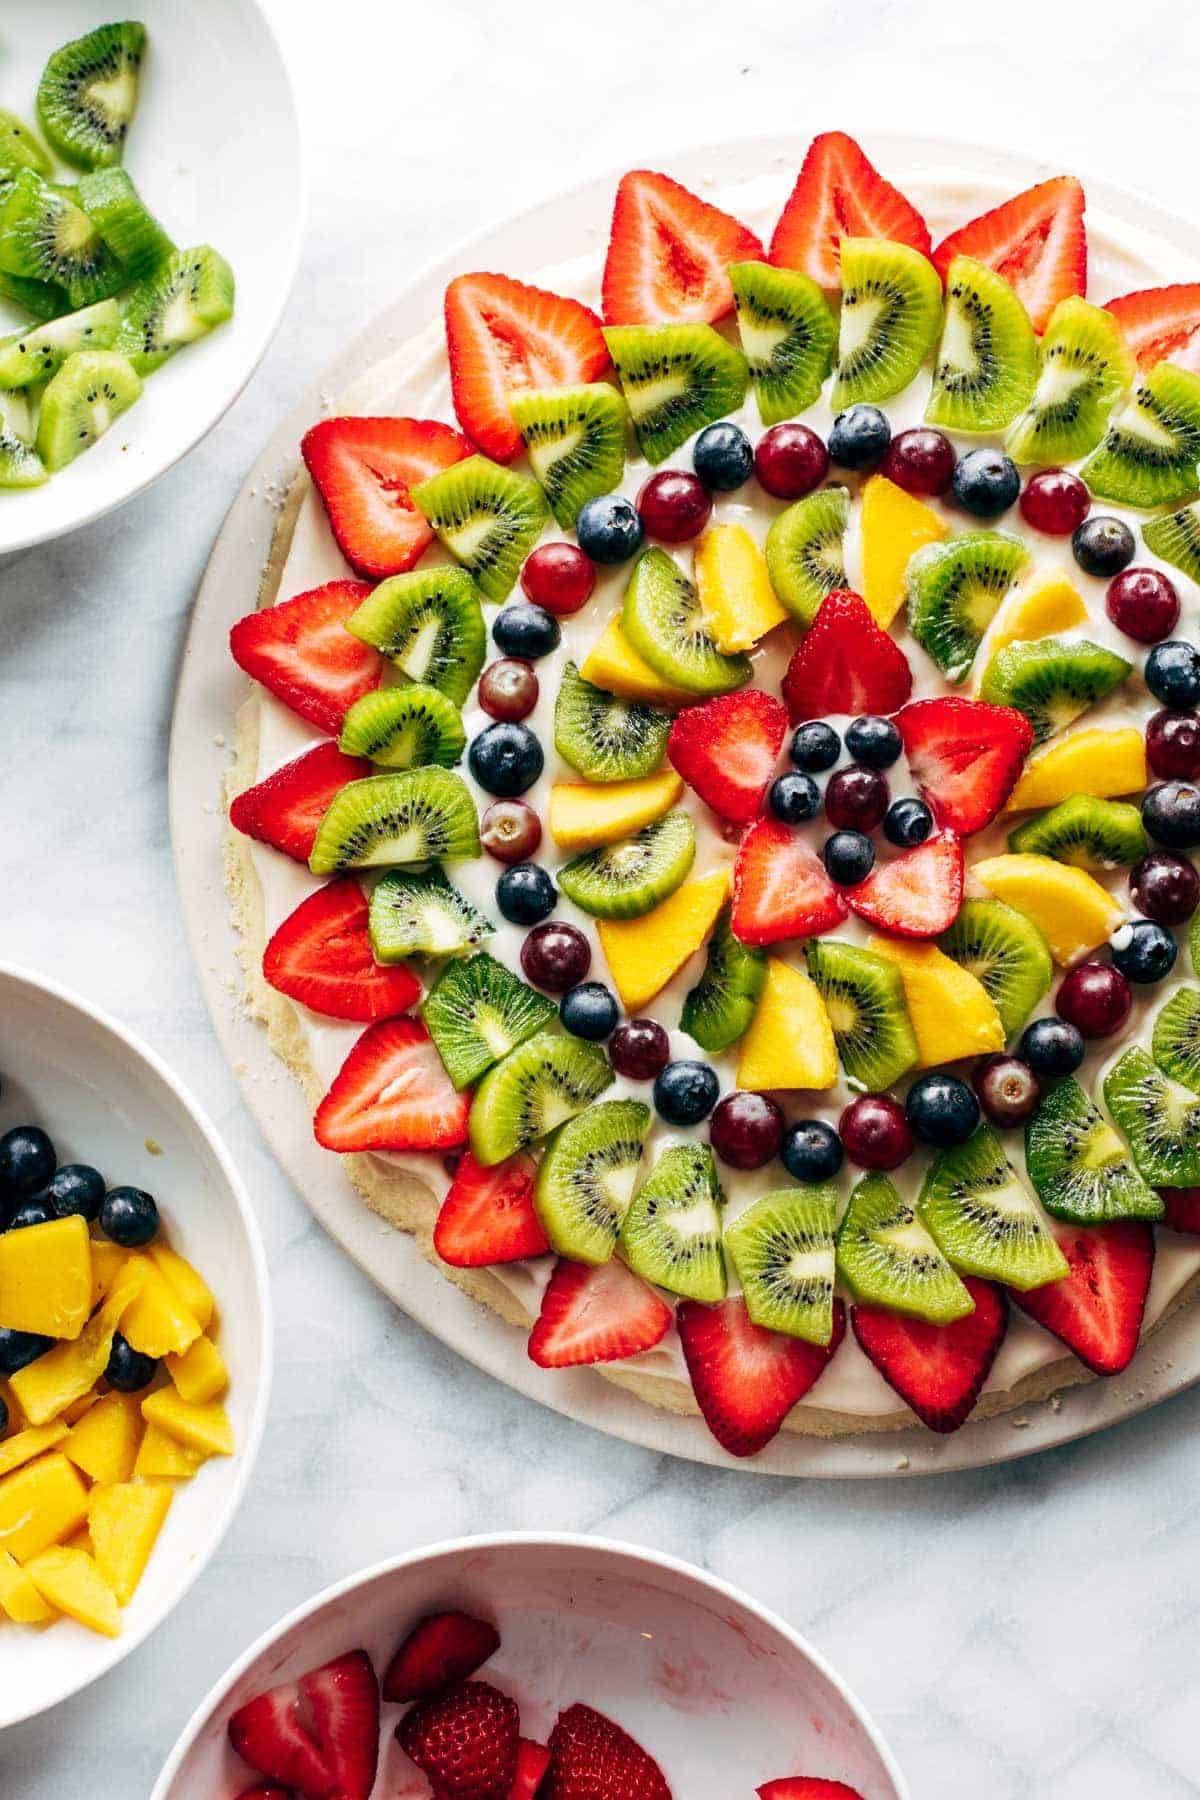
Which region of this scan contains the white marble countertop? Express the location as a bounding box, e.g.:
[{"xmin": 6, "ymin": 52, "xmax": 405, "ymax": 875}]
[{"xmin": 4, "ymin": 1, "xmax": 1200, "ymax": 1793}]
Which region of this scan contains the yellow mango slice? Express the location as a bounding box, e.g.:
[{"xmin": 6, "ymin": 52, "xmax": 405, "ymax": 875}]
[
  {"xmin": 976, "ymin": 569, "xmax": 1087, "ymax": 678},
  {"xmin": 861, "ymin": 475, "xmax": 948, "ymax": 627},
  {"xmin": 0, "ymin": 1547, "xmax": 55, "ymax": 1623},
  {"xmin": 0, "ymin": 1215, "xmax": 92, "ymax": 1339},
  {"xmin": 64, "ymin": 1392, "xmax": 143, "ymax": 1486},
  {"xmin": 10, "ymin": 1262, "xmax": 144, "ymax": 1425},
  {"xmin": 165, "ymin": 1334, "xmax": 228, "ymax": 1405},
  {"xmin": 579, "ymin": 615, "xmax": 692, "ymax": 709},
  {"xmin": 62, "ymin": 1391, "xmax": 100, "ymax": 1425},
  {"xmin": 548, "ymin": 770, "xmax": 684, "ymax": 851},
  {"xmin": 89, "ymin": 1481, "xmax": 172, "ymax": 1606},
  {"xmin": 140, "ymin": 1390, "xmax": 234, "ymax": 1458},
  {"xmin": 119, "ymin": 1257, "xmax": 202, "ymax": 1359},
  {"xmin": 0, "ymin": 1420, "xmax": 69, "ymax": 1478},
  {"xmin": 694, "ymin": 523, "xmax": 787, "ymax": 652},
  {"xmin": 1006, "ymin": 727, "xmax": 1148, "ymax": 812},
  {"xmin": 972, "ymin": 854, "xmax": 1125, "ymax": 965},
  {"xmin": 147, "ymin": 1243, "xmax": 214, "ymax": 1333},
  {"xmin": 0, "ymin": 1453, "xmax": 89, "ymax": 1562},
  {"xmin": 736, "ymin": 959, "xmax": 837, "ymax": 1090},
  {"xmin": 89, "ymin": 1240, "xmax": 128, "ymax": 1309},
  {"xmin": 867, "ymin": 938, "xmax": 1006, "ymax": 1065},
  {"xmin": 599, "ymin": 868, "xmax": 729, "ymax": 1012},
  {"xmin": 134, "ymin": 1422, "xmax": 207, "ymax": 1481},
  {"xmin": 26, "ymin": 1546, "xmax": 120, "ymax": 1638}
]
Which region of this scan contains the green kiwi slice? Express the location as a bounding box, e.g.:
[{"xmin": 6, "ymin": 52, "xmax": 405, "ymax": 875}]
[
  {"xmin": 622, "ymin": 547, "xmax": 751, "ymax": 696},
  {"xmin": 1081, "ymin": 361, "xmax": 1200, "ymax": 509},
  {"xmin": 412, "ymin": 453, "xmax": 548, "ymax": 603},
  {"xmin": 0, "ymin": 110, "xmax": 52, "ymax": 177},
  {"xmin": 553, "ymin": 660, "xmax": 669, "ymax": 783},
  {"xmin": 346, "ymin": 568, "xmax": 486, "ymax": 706},
  {"xmin": 725, "ymin": 1183, "xmax": 837, "ymax": 1343},
  {"xmin": 1142, "ymin": 502, "xmax": 1200, "ymax": 582},
  {"xmin": 835, "ymin": 1174, "xmax": 974, "ymax": 1324},
  {"xmin": 471, "ymin": 1031, "xmax": 613, "ymax": 1166},
  {"xmin": 36, "ymin": 21, "xmax": 146, "ymax": 170},
  {"xmin": 556, "ymin": 811, "xmax": 695, "ymax": 919},
  {"xmin": 764, "ymin": 485, "xmax": 849, "ymax": 626},
  {"xmin": 1104, "ymin": 1047, "xmax": 1200, "ymax": 1187},
  {"xmin": 679, "ymin": 900, "xmax": 767, "ymax": 1053},
  {"xmin": 918, "ymin": 1125, "xmax": 1069, "ymax": 1291},
  {"xmin": 729, "ymin": 260, "xmax": 836, "ymax": 424},
  {"xmin": 535, "ymin": 1099, "xmax": 651, "ymax": 1263},
  {"xmin": 0, "ymin": 269, "xmax": 67, "ymax": 321},
  {"xmin": 0, "ymin": 170, "xmax": 123, "ymax": 308},
  {"xmin": 114, "ymin": 246, "xmax": 235, "ymax": 375},
  {"xmin": 368, "ymin": 866, "xmax": 492, "ymax": 962},
  {"xmin": 830, "ymin": 237, "xmax": 942, "ymax": 409},
  {"xmin": 1025, "ymin": 1077, "xmax": 1162, "ymax": 1223},
  {"xmin": 0, "ymin": 394, "xmax": 46, "ymax": 488},
  {"xmin": 35, "ymin": 347, "xmax": 141, "ymax": 471},
  {"xmin": 77, "ymin": 167, "xmax": 174, "ymax": 279},
  {"xmin": 926, "ymin": 255, "xmax": 1037, "ymax": 433},
  {"xmin": 937, "ymin": 898, "xmax": 1052, "ymax": 1039},
  {"xmin": 338, "ymin": 684, "xmax": 466, "ymax": 770},
  {"xmin": 906, "ymin": 530, "xmax": 1029, "ymax": 683},
  {"xmin": 309, "ymin": 767, "xmax": 480, "ymax": 875},
  {"xmin": 508, "ymin": 382, "xmax": 626, "ymax": 528},
  {"xmin": 803, "ymin": 939, "xmax": 918, "ymax": 1091},
  {"xmin": 1152, "ymin": 986, "xmax": 1200, "ymax": 1095},
  {"xmin": 0, "ymin": 297, "xmax": 119, "ymax": 388},
  {"xmin": 979, "ymin": 636, "xmax": 1131, "ymax": 745},
  {"xmin": 1008, "ymin": 795, "xmax": 1147, "ymax": 870},
  {"xmin": 603, "ymin": 322, "xmax": 749, "ymax": 465},
  {"xmin": 421, "ymin": 952, "xmax": 556, "ymax": 1090},
  {"xmin": 1005, "ymin": 296, "xmax": 1134, "ymax": 464},
  {"xmin": 620, "ymin": 1142, "xmax": 726, "ymax": 1300}
]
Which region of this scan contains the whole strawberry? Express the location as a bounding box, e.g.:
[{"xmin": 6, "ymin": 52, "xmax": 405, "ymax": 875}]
[
  {"xmin": 397, "ymin": 1680, "xmax": 519, "ymax": 1799},
  {"xmin": 544, "ymin": 1702, "xmax": 672, "ymax": 1799}
]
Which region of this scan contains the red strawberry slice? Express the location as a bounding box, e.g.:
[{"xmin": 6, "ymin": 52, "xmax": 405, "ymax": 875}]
[
  {"xmin": 676, "ymin": 1295, "xmax": 846, "ymax": 1458},
  {"xmin": 731, "ymin": 816, "xmax": 848, "ymax": 947},
  {"xmin": 1009, "ymin": 1221, "xmax": 1153, "ymax": 1375},
  {"xmin": 602, "ymin": 168, "xmax": 763, "ymax": 326},
  {"xmin": 444, "ymin": 271, "xmax": 609, "ymax": 462},
  {"xmin": 759, "ymin": 1779, "xmax": 866, "ymax": 1798},
  {"xmin": 781, "ymin": 590, "xmax": 913, "ymax": 722},
  {"xmin": 263, "ymin": 879, "xmax": 421, "ymax": 1023},
  {"xmin": 314, "ymin": 1017, "xmax": 470, "ymax": 1154},
  {"xmin": 894, "ymin": 696, "xmax": 1033, "ymax": 835},
  {"xmin": 229, "ymin": 741, "xmax": 371, "ymax": 864},
  {"xmin": 769, "ymin": 131, "xmax": 931, "ymax": 289},
  {"xmin": 528, "ymin": 1258, "xmax": 672, "ymax": 1368},
  {"xmin": 510, "ymin": 1740, "xmax": 552, "ymax": 1800},
  {"xmin": 667, "ymin": 690, "xmax": 788, "ymax": 823},
  {"xmin": 1160, "ymin": 1186, "xmax": 1200, "ymax": 1234},
  {"xmin": 230, "ymin": 580, "xmax": 382, "ymax": 735},
  {"xmin": 544, "ymin": 1702, "xmax": 671, "ymax": 1800},
  {"xmin": 435, "ymin": 1149, "xmax": 549, "ymax": 1268},
  {"xmin": 383, "ymin": 1610, "xmax": 501, "ymax": 1704},
  {"xmin": 932, "ymin": 176, "xmax": 1086, "ymax": 333},
  {"xmin": 228, "ymin": 1649, "xmax": 380, "ymax": 1800},
  {"xmin": 852, "ymin": 1278, "xmax": 1007, "ymax": 1434},
  {"xmin": 301, "ymin": 415, "xmax": 470, "ymax": 581},
  {"xmin": 397, "ymin": 1679, "xmax": 520, "ymax": 1800},
  {"xmin": 846, "ymin": 830, "xmax": 964, "ymax": 939},
  {"xmin": 1105, "ymin": 283, "xmax": 1200, "ymax": 374}
]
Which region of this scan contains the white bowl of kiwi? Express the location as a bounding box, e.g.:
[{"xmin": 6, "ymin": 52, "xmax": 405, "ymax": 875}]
[{"xmin": 0, "ymin": 0, "xmax": 304, "ymax": 557}]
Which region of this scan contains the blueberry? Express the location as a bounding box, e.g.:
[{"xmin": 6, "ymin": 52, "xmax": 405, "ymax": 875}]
[
  {"xmin": 823, "ymin": 830, "xmax": 874, "ymax": 885},
  {"xmin": 1019, "ymin": 1016, "xmax": 1085, "ymax": 1078},
  {"xmin": 951, "ymin": 448, "xmax": 1021, "ymax": 518},
  {"xmin": 1143, "ymin": 780, "xmax": 1200, "ymax": 849},
  {"xmin": 492, "ymin": 601, "xmax": 560, "ymax": 661},
  {"xmin": 99, "ymin": 1184, "xmax": 159, "ymax": 1248},
  {"xmin": 42, "ymin": 1163, "xmax": 105, "ymax": 1222},
  {"xmin": 790, "ymin": 720, "xmax": 841, "ymax": 773},
  {"xmin": 828, "ymin": 404, "xmax": 891, "ymax": 471},
  {"xmin": 781, "ymin": 1118, "xmax": 844, "ymax": 1182},
  {"xmin": 883, "ymin": 796, "xmax": 933, "ymax": 847},
  {"xmin": 560, "ymin": 982, "xmax": 619, "ymax": 1041},
  {"xmin": 105, "ymin": 1332, "xmax": 158, "ymax": 1393},
  {"xmin": 0, "ymin": 1326, "xmax": 52, "ymax": 1376},
  {"xmin": 576, "ymin": 493, "xmax": 644, "ymax": 564},
  {"xmin": 468, "ymin": 721, "xmax": 544, "ymax": 797},
  {"xmin": 844, "ymin": 714, "xmax": 902, "ymax": 769},
  {"xmin": 653, "ymin": 1060, "xmax": 720, "ymax": 1127},
  {"xmin": 692, "ymin": 421, "xmax": 754, "ymax": 491},
  {"xmin": 7, "ymin": 1195, "xmax": 53, "ymax": 1230},
  {"xmin": 496, "ymin": 863, "xmax": 556, "ymax": 926},
  {"xmin": 769, "ymin": 771, "xmax": 820, "ymax": 825},
  {"xmin": 0, "ymin": 1125, "xmax": 55, "ymax": 1199},
  {"xmin": 1072, "ymin": 514, "xmax": 1135, "ymax": 578},
  {"xmin": 906, "ymin": 1072, "xmax": 980, "ymax": 1148},
  {"xmin": 1110, "ymin": 919, "xmax": 1178, "ymax": 985},
  {"xmin": 1146, "ymin": 641, "xmax": 1200, "ymax": 711}
]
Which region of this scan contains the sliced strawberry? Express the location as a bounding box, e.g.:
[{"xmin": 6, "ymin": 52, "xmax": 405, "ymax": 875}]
[
  {"xmin": 769, "ymin": 131, "xmax": 931, "ymax": 289},
  {"xmin": 1009, "ymin": 1221, "xmax": 1153, "ymax": 1375},
  {"xmin": 1161, "ymin": 1186, "xmax": 1200, "ymax": 1234},
  {"xmin": 510, "ymin": 1740, "xmax": 552, "ymax": 1800},
  {"xmin": 383, "ymin": 1610, "xmax": 501, "ymax": 1704},
  {"xmin": 894, "ymin": 696, "xmax": 1033, "ymax": 835},
  {"xmin": 731, "ymin": 816, "xmax": 848, "ymax": 948},
  {"xmin": 846, "ymin": 830, "xmax": 964, "ymax": 939},
  {"xmin": 602, "ymin": 168, "xmax": 763, "ymax": 326},
  {"xmin": 676, "ymin": 1295, "xmax": 846, "ymax": 1458},
  {"xmin": 528, "ymin": 1257, "xmax": 672, "ymax": 1368},
  {"xmin": 229, "ymin": 741, "xmax": 371, "ymax": 864},
  {"xmin": 781, "ymin": 589, "xmax": 913, "ymax": 722},
  {"xmin": 1105, "ymin": 283, "xmax": 1200, "ymax": 374},
  {"xmin": 852, "ymin": 1278, "xmax": 1007, "ymax": 1434},
  {"xmin": 397, "ymin": 1679, "xmax": 520, "ymax": 1800},
  {"xmin": 314, "ymin": 1018, "xmax": 470, "ymax": 1154},
  {"xmin": 263, "ymin": 879, "xmax": 420, "ymax": 1023},
  {"xmin": 228, "ymin": 1650, "xmax": 380, "ymax": 1800},
  {"xmin": 230, "ymin": 580, "xmax": 382, "ymax": 735},
  {"xmin": 759, "ymin": 1779, "xmax": 866, "ymax": 1799},
  {"xmin": 667, "ymin": 689, "xmax": 788, "ymax": 823},
  {"xmin": 544, "ymin": 1702, "xmax": 671, "ymax": 1800},
  {"xmin": 301, "ymin": 415, "xmax": 470, "ymax": 581},
  {"xmin": 435, "ymin": 1149, "xmax": 549, "ymax": 1268},
  {"xmin": 932, "ymin": 176, "xmax": 1086, "ymax": 333},
  {"xmin": 444, "ymin": 271, "xmax": 609, "ymax": 462}
]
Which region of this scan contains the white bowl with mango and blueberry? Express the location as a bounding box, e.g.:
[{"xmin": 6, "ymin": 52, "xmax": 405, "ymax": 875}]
[{"xmin": 227, "ymin": 131, "xmax": 1200, "ymax": 1460}]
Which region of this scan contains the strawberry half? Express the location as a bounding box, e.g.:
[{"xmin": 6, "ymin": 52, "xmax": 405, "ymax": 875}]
[
  {"xmin": 731, "ymin": 816, "xmax": 848, "ymax": 947},
  {"xmin": 1009, "ymin": 1221, "xmax": 1153, "ymax": 1375},
  {"xmin": 444, "ymin": 271, "xmax": 609, "ymax": 462},
  {"xmin": 229, "ymin": 741, "xmax": 371, "ymax": 864},
  {"xmin": 230, "ymin": 580, "xmax": 382, "ymax": 735},
  {"xmin": 301, "ymin": 415, "xmax": 470, "ymax": 581},
  {"xmin": 759, "ymin": 1780, "xmax": 866, "ymax": 1799},
  {"xmin": 1161, "ymin": 1186, "xmax": 1200, "ymax": 1234},
  {"xmin": 228, "ymin": 1649, "xmax": 380, "ymax": 1800},
  {"xmin": 932, "ymin": 176, "xmax": 1086, "ymax": 333},
  {"xmin": 263, "ymin": 878, "xmax": 421, "ymax": 1023},
  {"xmin": 397, "ymin": 1679, "xmax": 520, "ymax": 1800},
  {"xmin": 1105, "ymin": 283, "xmax": 1200, "ymax": 374},
  {"xmin": 314, "ymin": 1017, "xmax": 470, "ymax": 1154},
  {"xmin": 769, "ymin": 131, "xmax": 931, "ymax": 289},
  {"xmin": 846, "ymin": 830, "xmax": 964, "ymax": 939},
  {"xmin": 676, "ymin": 1295, "xmax": 846, "ymax": 1458},
  {"xmin": 434, "ymin": 1150, "xmax": 549, "ymax": 1268},
  {"xmin": 528, "ymin": 1257, "xmax": 672, "ymax": 1368},
  {"xmin": 852, "ymin": 1278, "xmax": 1007, "ymax": 1434},
  {"xmin": 383, "ymin": 1610, "xmax": 501, "ymax": 1704},
  {"xmin": 894, "ymin": 696, "xmax": 1033, "ymax": 835},
  {"xmin": 544, "ymin": 1702, "xmax": 671, "ymax": 1800},
  {"xmin": 602, "ymin": 168, "xmax": 763, "ymax": 326},
  {"xmin": 510, "ymin": 1740, "xmax": 553, "ymax": 1799},
  {"xmin": 667, "ymin": 689, "xmax": 788, "ymax": 823},
  {"xmin": 781, "ymin": 589, "xmax": 913, "ymax": 721}
]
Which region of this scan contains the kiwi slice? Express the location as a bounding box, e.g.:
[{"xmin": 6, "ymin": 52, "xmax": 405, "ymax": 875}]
[
  {"xmin": 0, "ymin": 170, "xmax": 122, "ymax": 308},
  {"xmin": 553, "ymin": 660, "xmax": 669, "ymax": 783},
  {"xmin": 728, "ymin": 260, "xmax": 836, "ymax": 424},
  {"xmin": 509, "ymin": 383, "xmax": 626, "ymax": 528},
  {"xmin": 0, "ymin": 111, "xmax": 51, "ymax": 178},
  {"xmin": 926, "ymin": 255, "xmax": 1038, "ymax": 433},
  {"xmin": 114, "ymin": 246, "xmax": 235, "ymax": 375},
  {"xmin": 0, "ymin": 297, "xmax": 119, "ymax": 388},
  {"xmin": 309, "ymin": 767, "xmax": 480, "ymax": 876},
  {"xmin": 725, "ymin": 1183, "xmax": 837, "ymax": 1344},
  {"xmin": 369, "ymin": 866, "xmax": 492, "ymax": 961},
  {"xmin": 835, "ymin": 1174, "xmax": 973, "ymax": 1324},
  {"xmin": 421, "ymin": 952, "xmax": 556, "ymax": 1090},
  {"xmin": 1104, "ymin": 1047, "xmax": 1200, "ymax": 1187},
  {"xmin": 412, "ymin": 453, "xmax": 548, "ymax": 603},
  {"xmin": 470, "ymin": 1030, "xmax": 613, "ymax": 1166},
  {"xmin": 1026, "ymin": 1077, "xmax": 1162, "ymax": 1224},
  {"xmin": 556, "ymin": 811, "xmax": 695, "ymax": 919},
  {"xmin": 346, "ymin": 568, "xmax": 486, "ymax": 706},
  {"xmin": 680, "ymin": 900, "xmax": 767, "ymax": 1053},
  {"xmin": 1005, "ymin": 296, "xmax": 1134, "ymax": 465},
  {"xmin": 803, "ymin": 939, "xmax": 918, "ymax": 1091},
  {"xmin": 338, "ymin": 684, "xmax": 465, "ymax": 770},
  {"xmin": 77, "ymin": 167, "xmax": 174, "ymax": 280},
  {"xmin": 603, "ymin": 323, "xmax": 749, "ymax": 465},
  {"xmin": 0, "ymin": 397, "xmax": 47, "ymax": 488},
  {"xmin": 36, "ymin": 21, "xmax": 146, "ymax": 170},
  {"xmin": 35, "ymin": 347, "xmax": 141, "ymax": 471},
  {"xmin": 1142, "ymin": 502, "xmax": 1200, "ymax": 582},
  {"xmin": 620, "ymin": 1142, "xmax": 726, "ymax": 1300},
  {"xmin": 1152, "ymin": 986, "xmax": 1200, "ymax": 1096},
  {"xmin": 830, "ymin": 237, "xmax": 942, "ymax": 410},
  {"xmin": 1081, "ymin": 361, "xmax": 1200, "ymax": 509},
  {"xmin": 1008, "ymin": 795, "xmax": 1147, "ymax": 870},
  {"xmin": 622, "ymin": 547, "xmax": 751, "ymax": 696},
  {"xmin": 979, "ymin": 636, "xmax": 1132, "ymax": 745},
  {"xmin": 937, "ymin": 898, "xmax": 1052, "ymax": 1039},
  {"xmin": 0, "ymin": 269, "xmax": 67, "ymax": 321},
  {"xmin": 906, "ymin": 531, "xmax": 1029, "ymax": 683},
  {"xmin": 918, "ymin": 1125, "xmax": 1069, "ymax": 1291},
  {"xmin": 763, "ymin": 485, "xmax": 849, "ymax": 626},
  {"xmin": 535, "ymin": 1099, "xmax": 651, "ymax": 1263}
]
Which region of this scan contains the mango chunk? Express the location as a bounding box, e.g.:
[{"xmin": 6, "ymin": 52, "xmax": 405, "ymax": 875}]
[
  {"xmin": 63, "ymin": 1391, "xmax": 100, "ymax": 1425},
  {"xmin": 89, "ymin": 1481, "xmax": 172, "ymax": 1606},
  {"xmin": 976, "ymin": 569, "xmax": 1087, "ymax": 678},
  {"xmin": 861, "ymin": 475, "xmax": 948, "ymax": 627},
  {"xmin": 134, "ymin": 1422, "xmax": 207, "ymax": 1481},
  {"xmin": 64, "ymin": 1392, "xmax": 143, "ymax": 1486},
  {"xmin": 119, "ymin": 1256, "xmax": 202, "ymax": 1359},
  {"xmin": 10, "ymin": 1340, "xmax": 102, "ymax": 1426},
  {"xmin": 548, "ymin": 770, "xmax": 684, "ymax": 851},
  {"xmin": 0, "ymin": 1420, "xmax": 69, "ymax": 1478},
  {"xmin": 141, "ymin": 1390, "xmax": 234, "ymax": 1458},
  {"xmin": 972, "ymin": 854, "xmax": 1125, "ymax": 966},
  {"xmin": 579, "ymin": 614, "xmax": 692, "ymax": 709},
  {"xmin": 26, "ymin": 1546, "xmax": 120, "ymax": 1637},
  {"xmin": 599, "ymin": 868, "xmax": 730, "ymax": 1012},
  {"xmin": 0, "ymin": 1453, "xmax": 89, "ymax": 1562},
  {"xmin": 89, "ymin": 1240, "xmax": 129, "ymax": 1309},
  {"xmin": 736, "ymin": 958, "xmax": 837, "ymax": 1090},
  {"xmin": 165, "ymin": 1334, "xmax": 227, "ymax": 1405},
  {"xmin": 1006, "ymin": 727, "xmax": 1148, "ymax": 812},
  {"xmin": 867, "ymin": 938, "xmax": 1006, "ymax": 1065},
  {"xmin": 0, "ymin": 1215, "xmax": 92, "ymax": 1339},
  {"xmin": 0, "ymin": 1547, "xmax": 55, "ymax": 1623},
  {"xmin": 695, "ymin": 523, "xmax": 787, "ymax": 652},
  {"xmin": 147, "ymin": 1243, "xmax": 214, "ymax": 1333}
]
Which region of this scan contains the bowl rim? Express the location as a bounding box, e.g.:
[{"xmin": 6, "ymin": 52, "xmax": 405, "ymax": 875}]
[{"xmin": 0, "ymin": 959, "xmax": 274, "ymax": 1728}]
